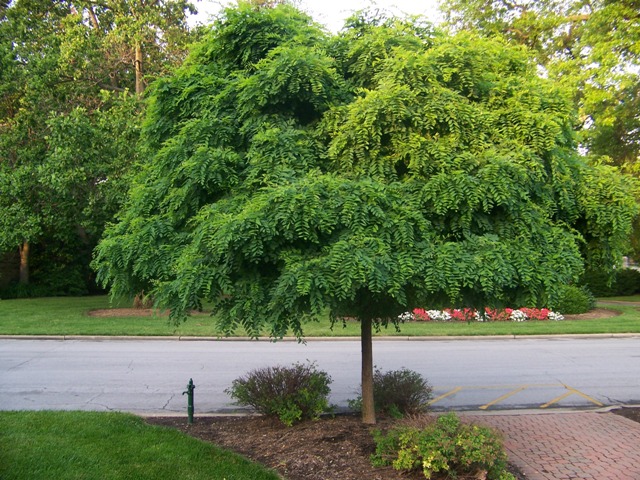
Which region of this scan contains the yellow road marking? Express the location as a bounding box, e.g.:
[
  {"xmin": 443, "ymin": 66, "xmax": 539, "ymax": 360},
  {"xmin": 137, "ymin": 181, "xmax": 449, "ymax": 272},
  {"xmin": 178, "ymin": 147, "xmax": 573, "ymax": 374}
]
[
  {"xmin": 569, "ymin": 387, "xmax": 604, "ymax": 406},
  {"xmin": 540, "ymin": 385, "xmax": 604, "ymax": 409},
  {"xmin": 428, "ymin": 387, "xmax": 463, "ymax": 405},
  {"xmin": 540, "ymin": 391, "xmax": 573, "ymax": 408},
  {"xmin": 479, "ymin": 386, "xmax": 529, "ymax": 410}
]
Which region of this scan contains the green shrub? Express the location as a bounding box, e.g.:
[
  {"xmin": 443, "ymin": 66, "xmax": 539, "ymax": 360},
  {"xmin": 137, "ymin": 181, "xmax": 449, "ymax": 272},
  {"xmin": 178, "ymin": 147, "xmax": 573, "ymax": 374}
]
[
  {"xmin": 580, "ymin": 269, "xmax": 615, "ymax": 297},
  {"xmin": 553, "ymin": 285, "xmax": 596, "ymax": 314},
  {"xmin": 371, "ymin": 413, "xmax": 515, "ymax": 479},
  {"xmin": 225, "ymin": 361, "xmax": 332, "ymax": 426},
  {"xmin": 581, "ymin": 268, "xmax": 640, "ymax": 297},
  {"xmin": 613, "ymin": 268, "xmax": 640, "ymax": 296},
  {"xmin": 350, "ymin": 367, "xmax": 432, "ymax": 417}
]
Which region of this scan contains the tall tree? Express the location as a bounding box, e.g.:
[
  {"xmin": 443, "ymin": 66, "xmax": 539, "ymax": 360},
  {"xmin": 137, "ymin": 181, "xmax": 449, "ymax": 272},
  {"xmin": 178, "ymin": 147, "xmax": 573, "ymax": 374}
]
[
  {"xmin": 0, "ymin": 0, "xmax": 194, "ymax": 290},
  {"xmin": 93, "ymin": 4, "xmax": 636, "ymax": 424}
]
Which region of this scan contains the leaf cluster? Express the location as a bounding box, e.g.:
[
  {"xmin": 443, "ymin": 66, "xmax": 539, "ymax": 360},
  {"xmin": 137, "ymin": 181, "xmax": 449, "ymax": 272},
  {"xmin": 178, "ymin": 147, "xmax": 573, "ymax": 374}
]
[{"xmin": 371, "ymin": 413, "xmax": 514, "ymax": 479}]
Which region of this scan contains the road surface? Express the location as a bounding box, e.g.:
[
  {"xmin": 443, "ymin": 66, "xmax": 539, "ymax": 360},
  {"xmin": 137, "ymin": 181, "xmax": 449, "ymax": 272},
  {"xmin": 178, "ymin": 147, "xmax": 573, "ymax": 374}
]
[{"xmin": 1, "ymin": 337, "xmax": 639, "ymax": 414}]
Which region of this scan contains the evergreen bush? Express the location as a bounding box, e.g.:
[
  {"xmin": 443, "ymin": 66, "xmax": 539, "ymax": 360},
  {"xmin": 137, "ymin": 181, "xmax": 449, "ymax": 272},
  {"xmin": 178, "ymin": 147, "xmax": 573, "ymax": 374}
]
[
  {"xmin": 553, "ymin": 285, "xmax": 596, "ymax": 314},
  {"xmin": 350, "ymin": 367, "xmax": 432, "ymax": 417},
  {"xmin": 226, "ymin": 362, "xmax": 332, "ymax": 426}
]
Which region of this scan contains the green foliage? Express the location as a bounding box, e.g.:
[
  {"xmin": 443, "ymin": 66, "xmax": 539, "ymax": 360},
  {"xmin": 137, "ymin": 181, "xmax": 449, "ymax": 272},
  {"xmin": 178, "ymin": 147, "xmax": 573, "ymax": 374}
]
[
  {"xmin": 371, "ymin": 413, "xmax": 514, "ymax": 479},
  {"xmin": 350, "ymin": 368, "xmax": 433, "ymax": 417},
  {"xmin": 442, "ymin": 0, "xmax": 640, "ymax": 259},
  {"xmin": 442, "ymin": 0, "xmax": 640, "ymax": 168},
  {"xmin": 94, "ymin": 3, "xmax": 637, "ymax": 331},
  {"xmin": 552, "ymin": 285, "xmax": 596, "ymax": 314},
  {"xmin": 581, "ymin": 269, "xmax": 616, "ymax": 297},
  {"xmin": 612, "ymin": 269, "xmax": 640, "ymax": 296},
  {"xmin": 581, "ymin": 268, "xmax": 640, "ymax": 297},
  {"xmin": 225, "ymin": 361, "xmax": 333, "ymax": 426},
  {"xmin": 0, "ymin": 0, "xmax": 194, "ymax": 293}
]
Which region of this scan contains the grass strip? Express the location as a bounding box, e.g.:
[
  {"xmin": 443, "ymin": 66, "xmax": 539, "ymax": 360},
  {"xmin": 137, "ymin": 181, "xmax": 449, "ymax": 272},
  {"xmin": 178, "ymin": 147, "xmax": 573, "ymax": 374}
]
[
  {"xmin": 0, "ymin": 296, "xmax": 639, "ymax": 337},
  {"xmin": 0, "ymin": 410, "xmax": 279, "ymax": 480}
]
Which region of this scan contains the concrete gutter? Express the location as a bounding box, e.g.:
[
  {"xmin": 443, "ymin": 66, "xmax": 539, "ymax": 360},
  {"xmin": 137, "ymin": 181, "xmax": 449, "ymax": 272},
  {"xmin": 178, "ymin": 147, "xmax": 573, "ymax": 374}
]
[{"xmin": 1, "ymin": 333, "xmax": 639, "ymax": 341}]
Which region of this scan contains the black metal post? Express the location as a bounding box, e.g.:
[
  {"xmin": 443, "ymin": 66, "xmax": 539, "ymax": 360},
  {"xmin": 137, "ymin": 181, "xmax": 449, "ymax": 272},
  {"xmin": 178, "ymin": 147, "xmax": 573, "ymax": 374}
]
[{"xmin": 182, "ymin": 378, "xmax": 195, "ymax": 424}]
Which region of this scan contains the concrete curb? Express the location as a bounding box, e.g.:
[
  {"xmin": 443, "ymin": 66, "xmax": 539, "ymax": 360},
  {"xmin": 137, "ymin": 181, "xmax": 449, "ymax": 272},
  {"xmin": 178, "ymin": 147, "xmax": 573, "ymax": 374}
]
[{"xmin": 1, "ymin": 333, "xmax": 639, "ymax": 341}]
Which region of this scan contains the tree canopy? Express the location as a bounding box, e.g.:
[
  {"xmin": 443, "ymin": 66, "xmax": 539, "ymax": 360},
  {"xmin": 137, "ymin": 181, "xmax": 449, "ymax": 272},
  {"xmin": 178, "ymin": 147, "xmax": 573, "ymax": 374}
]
[{"xmin": 94, "ymin": 3, "xmax": 637, "ymax": 423}]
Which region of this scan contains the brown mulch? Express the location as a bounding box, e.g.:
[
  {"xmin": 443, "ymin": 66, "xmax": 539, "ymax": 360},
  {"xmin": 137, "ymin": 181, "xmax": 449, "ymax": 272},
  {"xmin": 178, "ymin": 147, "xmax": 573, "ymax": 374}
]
[
  {"xmin": 562, "ymin": 308, "xmax": 622, "ymax": 320},
  {"xmin": 146, "ymin": 413, "xmax": 527, "ymax": 480},
  {"xmin": 613, "ymin": 406, "xmax": 640, "ymax": 424}
]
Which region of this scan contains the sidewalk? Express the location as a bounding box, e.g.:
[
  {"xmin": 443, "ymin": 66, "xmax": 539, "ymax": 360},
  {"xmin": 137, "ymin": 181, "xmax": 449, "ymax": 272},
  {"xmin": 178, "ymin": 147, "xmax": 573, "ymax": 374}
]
[{"xmin": 467, "ymin": 411, "xmax": 640, "ymax": 479}]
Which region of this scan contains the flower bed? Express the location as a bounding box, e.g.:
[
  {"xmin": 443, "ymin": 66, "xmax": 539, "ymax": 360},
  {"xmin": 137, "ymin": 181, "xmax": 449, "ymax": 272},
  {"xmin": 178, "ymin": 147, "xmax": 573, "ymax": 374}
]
[{"xmin": 399, "ymin": 307, "xmax": 564, "ymax": 322}]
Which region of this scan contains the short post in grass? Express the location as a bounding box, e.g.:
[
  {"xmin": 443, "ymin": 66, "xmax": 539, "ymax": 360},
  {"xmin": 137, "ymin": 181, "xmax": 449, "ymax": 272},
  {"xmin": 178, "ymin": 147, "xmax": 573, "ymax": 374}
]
[{"xmin": 182, "ymin": 378, "xmax": 195, "ymax": 424}]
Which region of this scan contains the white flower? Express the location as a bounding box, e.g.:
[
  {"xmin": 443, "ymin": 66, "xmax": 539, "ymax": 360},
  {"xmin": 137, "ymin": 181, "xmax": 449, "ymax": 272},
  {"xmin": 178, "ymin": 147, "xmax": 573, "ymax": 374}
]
[
  {"xmin": 427, "ymin": 310, "xmax": 451, "ymax": 322},
  {"xmin": 548, "ymin": 311, "xmax": 565, "ymax": 321},
  {"xmin": 510, "ymin": 309, "xmax": 528, "ymax": 322},
  {"xmin": 397, "ymin": 312, "xmax": 414, "ymax": 322}
]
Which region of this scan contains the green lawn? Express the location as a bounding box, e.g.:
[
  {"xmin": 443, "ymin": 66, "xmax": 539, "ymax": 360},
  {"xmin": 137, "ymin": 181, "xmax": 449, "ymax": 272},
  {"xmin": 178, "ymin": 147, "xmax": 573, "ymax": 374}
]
[
  {"xmin": 597, "ymin": 294, "xmax": 640, "ymax": 303},
  {"xmin": 0, "ymin": 295, "xmax": 639, "ymax": 337},
  {"xmin": 0, "ymin": 411, "xmax": 279, "ymax": 480}
]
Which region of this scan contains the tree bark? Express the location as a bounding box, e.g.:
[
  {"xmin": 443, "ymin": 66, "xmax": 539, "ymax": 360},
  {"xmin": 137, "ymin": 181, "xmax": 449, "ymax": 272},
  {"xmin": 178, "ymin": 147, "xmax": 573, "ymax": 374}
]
[
  {"xmin": 135, "ymin": 43, "xmax": 144, "ymax": 96},
  {"xmin": 18, "ymin": 241, "xmax": 29, "ymax": 285},
  {"xmin": 360, "ymin": 316, "xmax": 376, "ymax": 424}
]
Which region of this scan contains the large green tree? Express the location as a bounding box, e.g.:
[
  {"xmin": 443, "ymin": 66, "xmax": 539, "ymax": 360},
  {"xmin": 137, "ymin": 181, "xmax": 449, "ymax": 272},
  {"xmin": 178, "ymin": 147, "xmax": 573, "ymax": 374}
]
[
  {"xmin": 0, "ymin": 0, "xmax": 194, "ymax": 291},
  {"xmin": 94, "ymin": 4, "xmax": 636, "ymax": 423}
]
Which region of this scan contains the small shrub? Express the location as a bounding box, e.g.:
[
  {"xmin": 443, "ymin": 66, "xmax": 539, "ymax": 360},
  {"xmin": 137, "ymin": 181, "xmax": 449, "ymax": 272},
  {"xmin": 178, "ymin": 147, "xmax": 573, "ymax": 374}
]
[
  {"xmin": 553, "ymin": 285, "xmax": 596, "ymax": 314},
  {"xmin": 350, "ymin": 368, "xmax": 432, "ymax": 417},
  {"xmin": 133, "ymin": 291, "xmax": 154, "ymax": 309},
  {"xmin": 225, "ymin": 361, "xmax": 332, "ymax": 426},
  {"xmin": 371, "ymin": 412, "xmax": 515, "ymax": 479}
]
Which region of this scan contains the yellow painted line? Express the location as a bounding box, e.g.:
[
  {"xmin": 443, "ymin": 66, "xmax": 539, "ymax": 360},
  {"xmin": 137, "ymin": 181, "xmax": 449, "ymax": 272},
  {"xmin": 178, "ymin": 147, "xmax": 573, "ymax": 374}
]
[
  {"xmin": 565, "ymin": 386, "xmax": 604, "ymax": 407},
  {"xmin": 479, "ymin": 386, "xmax": 529, "ymax": 410},
  {"xmin": 540, "ymin": 391, "xmax": 573, "ymax": 409},
  {"xmin": 428, "ymin": 387, "xmax": 463, "ymax": 405},
  {"xmin": 540, "ymin": 385, "xmax": 604, "ymax": 409}
]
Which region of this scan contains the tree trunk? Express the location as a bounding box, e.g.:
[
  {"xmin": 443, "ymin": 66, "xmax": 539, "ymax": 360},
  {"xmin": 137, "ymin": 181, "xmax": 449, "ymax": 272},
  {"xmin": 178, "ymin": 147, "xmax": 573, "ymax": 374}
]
[
  {"xmin": 360, "ymin": 316, "xmax": 376, "ymax": 424},
  {"xmin": 135, "ymin": 43, "xmax": 144, "ymax": 96},
  {"xmin": 18, "ymin": 241, "xmax": 29, "ymax": 285},
  {"xmin": 87, "ymin": 6, "xmax": 100, "ymax": 30}
]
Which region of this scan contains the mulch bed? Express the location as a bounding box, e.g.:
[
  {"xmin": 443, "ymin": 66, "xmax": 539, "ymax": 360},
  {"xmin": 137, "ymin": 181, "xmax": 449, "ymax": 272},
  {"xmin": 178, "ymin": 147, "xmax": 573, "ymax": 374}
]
[
  {"xmin": 146, "ymin": 407, "xmax": 640, "ymax": 480},
  {"xmin": 146, "ymin": 413, "xmax": 527, "ymax": 479},
  {"xmin": 613, "ymin": 406, "xmax": 640, "ymax": 424}
]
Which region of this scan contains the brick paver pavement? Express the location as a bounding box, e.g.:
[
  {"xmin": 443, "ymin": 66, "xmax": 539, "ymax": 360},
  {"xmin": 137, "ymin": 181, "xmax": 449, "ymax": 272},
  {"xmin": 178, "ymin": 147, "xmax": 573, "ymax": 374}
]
[{"xmin": 466, "ymin": 412, "xmax": 640, "ymax": 480}]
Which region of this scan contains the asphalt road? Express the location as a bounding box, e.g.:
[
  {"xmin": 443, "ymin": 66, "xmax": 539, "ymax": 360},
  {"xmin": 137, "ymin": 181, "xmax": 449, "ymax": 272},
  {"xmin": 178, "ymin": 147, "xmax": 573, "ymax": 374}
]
[{"xmin": 1, "ymin": 337, "xmax": 639, "ymax": 415}]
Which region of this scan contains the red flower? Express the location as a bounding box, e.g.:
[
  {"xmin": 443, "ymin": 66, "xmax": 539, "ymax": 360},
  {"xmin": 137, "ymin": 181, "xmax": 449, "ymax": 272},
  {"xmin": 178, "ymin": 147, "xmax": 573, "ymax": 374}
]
[{"xmin": 412, "ymin": 308, "xmax": 430, "ymax": 321}]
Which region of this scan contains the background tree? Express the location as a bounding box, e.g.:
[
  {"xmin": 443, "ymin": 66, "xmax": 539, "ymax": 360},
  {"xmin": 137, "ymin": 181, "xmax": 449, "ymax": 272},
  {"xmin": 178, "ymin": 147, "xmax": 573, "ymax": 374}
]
[
  {"xmin": 441, "ymin": 0, "xmax": 640, "ymax": 169},
  {"xmin": 93, "ymin": 4, "xmax": 636, "ymax": 424},
  {"xmin": 0, "ymin": 0, "xmax": 194, "ymax": 293},
  {"xmin": 441, "ymin": 0, "xmax": 640, "ymax": 261}
]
